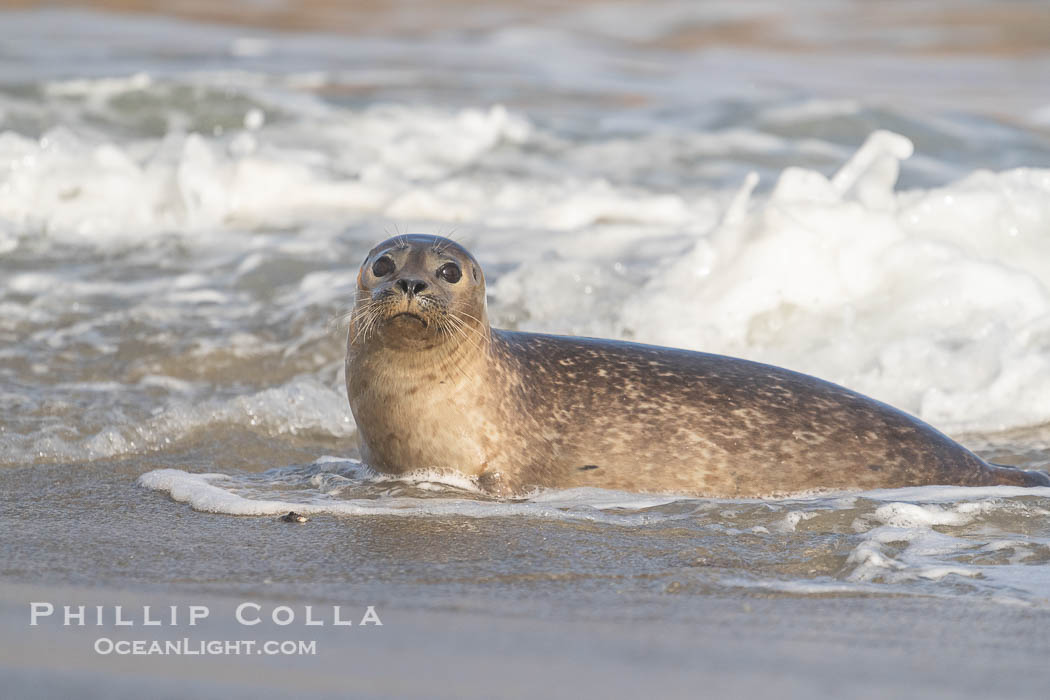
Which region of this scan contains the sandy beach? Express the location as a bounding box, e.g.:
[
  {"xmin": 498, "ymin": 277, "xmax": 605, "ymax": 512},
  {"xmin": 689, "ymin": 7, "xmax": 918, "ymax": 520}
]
[
  {"xmin": 6, "ymin": 458, "xmax": 1050, "ymax": 697},
  {"xmin": 7, "ymin": 580, "xmax": 1050, "ymax": 699}
]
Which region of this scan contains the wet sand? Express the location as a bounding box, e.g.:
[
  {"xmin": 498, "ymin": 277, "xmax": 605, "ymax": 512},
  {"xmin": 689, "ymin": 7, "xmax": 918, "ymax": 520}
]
[
  {"xmin": 5, "ymin": 580, "xmax": 1050, "ymax": 699},
  {"xmin": 4, "ymin": 460, "xmax": 1050, "ymax": 698}
]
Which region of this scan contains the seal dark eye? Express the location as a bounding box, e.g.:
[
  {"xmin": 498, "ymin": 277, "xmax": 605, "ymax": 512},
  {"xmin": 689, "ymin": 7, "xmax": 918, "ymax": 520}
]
[
  {"xmin": 372, "ymin": 256, "xmax": 395, "ymax": 277},
  {"xmin": 437, "ymin": 262, "xmax": 462, "ymax": 284}
]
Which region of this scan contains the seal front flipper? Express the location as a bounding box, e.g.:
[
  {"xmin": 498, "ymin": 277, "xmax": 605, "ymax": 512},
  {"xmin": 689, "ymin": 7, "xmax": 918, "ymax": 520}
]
[{"xmin": 477, "ymin": 469, "xmax": 516, "ymax": 498}]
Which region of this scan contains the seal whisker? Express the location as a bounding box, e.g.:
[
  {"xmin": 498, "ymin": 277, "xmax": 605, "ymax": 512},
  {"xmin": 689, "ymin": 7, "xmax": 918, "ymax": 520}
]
[
  {"xmin": 449, "ymin": 311, "xmax": 490, "ymax": 345},
  {"xmin": 432, "ymin": 230, "xmax": 453, "ymax": 254},
  {"xmin": 328, "ymin": 309, "xmax": 356, "ymax": 334},
  {"xmin": 447, "ymin": 300, "xmax": 486, "ymax": 325},
  {"xmin": 443, "ymin": 313, "xmax": 484, "ymax": 356},
  {"xmin": 447, "ymin": 312, "xmax": 487, "ymax": 350},
  {"xmin": 450, "ymin": 307, "xmax": 482, "ymax": 323},
  {"xmin": 349, "ymin": 302, "xmax": 383, "ymax": 346}
]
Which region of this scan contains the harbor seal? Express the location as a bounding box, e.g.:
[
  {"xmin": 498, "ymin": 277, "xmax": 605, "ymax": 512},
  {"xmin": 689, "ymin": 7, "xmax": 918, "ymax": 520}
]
[{"xmin": 344, "ymin": 234, "xmax": 1049, "ymax": 498}]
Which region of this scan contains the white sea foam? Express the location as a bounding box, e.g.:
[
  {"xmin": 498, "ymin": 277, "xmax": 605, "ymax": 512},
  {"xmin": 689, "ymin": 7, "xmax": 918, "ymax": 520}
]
[
  {"xmin": 137, "ymin": 465, "xmax": 693, "ymax": 524},
  {"xmin": 4, "ymin": 112, "xmax": 1050, "ymax": 451},
  {"xmin": 842, "ymin": 484, "xmax": 1050, "ymax": 503},
  {"xmin": 16, "ymin": 377, "xmax": 355, "ymax": 465},
  {"xmin": 4, "ymin": 69, "xmax": 1050, "ymax": 435},
  {"xmin": 616, "ymin": 132, "xmax": 1050, "ymax": 433}
]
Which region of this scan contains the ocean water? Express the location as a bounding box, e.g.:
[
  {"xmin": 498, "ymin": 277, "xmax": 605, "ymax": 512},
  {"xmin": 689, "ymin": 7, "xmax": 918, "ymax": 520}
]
[{"xmin": 3, "ymin": 2, "xmax": 1050, "ymax": 611}]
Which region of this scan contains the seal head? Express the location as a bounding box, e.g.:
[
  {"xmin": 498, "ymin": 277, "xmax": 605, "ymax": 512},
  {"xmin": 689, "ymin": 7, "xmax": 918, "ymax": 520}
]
[{"xmin": 350, "ymin": 234, "xmax": 487, "ymax": 352}]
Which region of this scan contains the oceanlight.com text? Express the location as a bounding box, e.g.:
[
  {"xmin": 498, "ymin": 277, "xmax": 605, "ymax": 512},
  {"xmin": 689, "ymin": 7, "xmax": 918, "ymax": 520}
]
[{"xmin": 94, "ymin": 638, "xmax": 318, "ymax": 656}]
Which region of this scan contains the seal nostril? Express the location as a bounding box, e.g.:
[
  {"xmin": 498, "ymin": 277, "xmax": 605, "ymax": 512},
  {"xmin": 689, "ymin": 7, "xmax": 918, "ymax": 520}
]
[{"xmin": 396, "ymin": 279, "xmax": 427, "ymax": 297}]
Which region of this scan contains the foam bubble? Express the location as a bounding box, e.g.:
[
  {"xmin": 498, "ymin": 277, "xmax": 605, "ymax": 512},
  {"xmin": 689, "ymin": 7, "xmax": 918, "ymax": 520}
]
[{"xmin": 871, "ymin": 502, "xmax": 975, "ymax": 528}]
